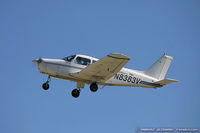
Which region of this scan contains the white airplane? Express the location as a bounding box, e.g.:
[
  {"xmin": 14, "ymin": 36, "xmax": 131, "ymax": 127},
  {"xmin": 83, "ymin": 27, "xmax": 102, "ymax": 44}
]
[{"xmin": 32, "ymin": 53, "xmax": 178, "ymax": 98}]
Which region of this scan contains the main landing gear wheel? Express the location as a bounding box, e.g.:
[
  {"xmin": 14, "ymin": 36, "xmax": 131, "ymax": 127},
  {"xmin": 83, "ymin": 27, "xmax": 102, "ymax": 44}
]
[
  {"xmin": 90, "ymin": 83, "xmax": 98, "ymax": 92},
  {"xmin": 71, "ymin": 89, "xmax": 80, "ymax": 98},
  {"xmin": 42, "ymin": 76, "xmax": 51, "ymax": 90}
]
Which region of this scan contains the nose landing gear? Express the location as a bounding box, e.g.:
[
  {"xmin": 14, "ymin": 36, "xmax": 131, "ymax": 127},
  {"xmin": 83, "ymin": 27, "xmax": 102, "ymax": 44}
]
[
  {"xmin": 42, "ymin": 82, "xmax": 49, "ymax": 90},
  {"xmin": 42, "ymin": 76, "xmax": 51, "ymax": 90}
]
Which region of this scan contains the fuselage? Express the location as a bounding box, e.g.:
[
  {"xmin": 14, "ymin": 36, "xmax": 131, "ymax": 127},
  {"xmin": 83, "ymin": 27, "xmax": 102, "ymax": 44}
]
[{"xmin": 33, "ymin": 54, "xmax": 161, "ymax": 88}]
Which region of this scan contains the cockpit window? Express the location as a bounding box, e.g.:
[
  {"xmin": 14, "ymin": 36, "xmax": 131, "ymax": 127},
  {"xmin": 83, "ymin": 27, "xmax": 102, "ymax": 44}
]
[
  {"xmin": 74, "ymin": 57, "xmax": 91, "ymax": 66},
  {"xmin": 63, "ymin": 55, "xmax": 76, "ymax": 62}
]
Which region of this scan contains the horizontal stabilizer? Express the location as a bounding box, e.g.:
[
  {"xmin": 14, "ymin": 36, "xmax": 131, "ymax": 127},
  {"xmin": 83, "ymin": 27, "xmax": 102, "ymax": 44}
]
[{"xmin": 154, "ymin": 78, "xmax": 178, "ymax": 86}]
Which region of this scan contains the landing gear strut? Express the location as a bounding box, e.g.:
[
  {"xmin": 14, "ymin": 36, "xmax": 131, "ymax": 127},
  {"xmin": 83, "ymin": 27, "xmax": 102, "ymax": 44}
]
[
  {"xmin": 42, "ymin": 76, "xmax": 51, "ymax": 90},
  {"xmin": 90, "ymin": 83, "xmax": 98, "ymax": 92},
  {"xmin": 71, "ymin": 89, "xmax": 80, "ymax": 98}
]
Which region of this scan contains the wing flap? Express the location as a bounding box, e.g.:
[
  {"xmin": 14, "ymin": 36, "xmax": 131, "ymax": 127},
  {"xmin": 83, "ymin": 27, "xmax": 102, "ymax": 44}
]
[{"xmin": 71, "ymin": 53, "xmax": 130, "ymax": 82}]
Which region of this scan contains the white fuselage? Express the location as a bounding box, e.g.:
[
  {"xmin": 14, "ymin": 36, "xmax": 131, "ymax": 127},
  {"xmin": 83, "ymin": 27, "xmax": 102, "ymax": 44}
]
[{"xmin": 34, "ymin": 57, "xmax": 160, "ymax": 88}]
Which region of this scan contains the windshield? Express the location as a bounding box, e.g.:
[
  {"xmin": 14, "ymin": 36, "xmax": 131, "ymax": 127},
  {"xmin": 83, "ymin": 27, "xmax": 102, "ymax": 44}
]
[
  {"xmin": 63, "ymin": 55, "xmax": 76, "ymax": 62},
  {"xmin": 74, "ymin": 57, "xmax": 91, "ymax": 66}
]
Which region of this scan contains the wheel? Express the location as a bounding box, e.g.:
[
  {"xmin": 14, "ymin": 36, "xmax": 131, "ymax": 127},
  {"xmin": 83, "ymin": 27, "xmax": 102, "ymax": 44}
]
[
  {"xmin": 42, "ymin": 82, "xmax": 49, "ymax": 90},
  {"xmin": 90, "ymin": 83, "xmax": 98, "ymax": 92},
  {"xmin": 71, "ymin": 89, "xmax": 80, "ymax": 98}
]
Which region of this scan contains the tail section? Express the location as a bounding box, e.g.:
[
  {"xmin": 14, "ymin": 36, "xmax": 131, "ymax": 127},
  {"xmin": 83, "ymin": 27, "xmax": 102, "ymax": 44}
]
[{"xmin": 144, "ymin": 53, "xmax": 173, "ymax": 80}]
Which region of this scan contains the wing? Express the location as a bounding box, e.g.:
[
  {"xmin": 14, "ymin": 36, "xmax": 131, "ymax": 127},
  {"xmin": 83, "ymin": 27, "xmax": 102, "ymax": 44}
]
[{"xmin": 70, "ymin": 53, "xmax": 130, "ymax": 82}]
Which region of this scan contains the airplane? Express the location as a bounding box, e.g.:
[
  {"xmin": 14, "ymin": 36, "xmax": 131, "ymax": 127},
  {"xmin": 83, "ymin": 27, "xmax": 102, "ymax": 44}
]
[{"xmin": 32, "ymin": 53, "xmax": 178, "ymax": 98}]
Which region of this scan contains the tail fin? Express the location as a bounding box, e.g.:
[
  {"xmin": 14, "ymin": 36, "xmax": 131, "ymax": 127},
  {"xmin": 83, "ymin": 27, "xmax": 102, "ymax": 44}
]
[{"xmin": 144, "ymin": 53, "xmax": 173, "ymax": 80}]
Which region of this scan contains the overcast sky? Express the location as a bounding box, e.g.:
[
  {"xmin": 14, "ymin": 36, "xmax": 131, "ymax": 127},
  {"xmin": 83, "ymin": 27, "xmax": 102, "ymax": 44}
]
[{"xmin": 0, "ymin": 0, "xmax": 200, "ymax": 133}]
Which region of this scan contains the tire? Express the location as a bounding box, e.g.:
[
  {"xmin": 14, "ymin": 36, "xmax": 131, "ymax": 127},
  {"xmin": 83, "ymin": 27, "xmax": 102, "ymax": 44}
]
[
  {"xmin": 90, "ymin": 83, "xmax": 98, "ymax": 92},
  {"xmin": 71, "ymin": 89, "xmax": 80, "ymax": 98},
  {"xmin": 42, "ymin": 83, "xmax": 49, "ymax": 90}
]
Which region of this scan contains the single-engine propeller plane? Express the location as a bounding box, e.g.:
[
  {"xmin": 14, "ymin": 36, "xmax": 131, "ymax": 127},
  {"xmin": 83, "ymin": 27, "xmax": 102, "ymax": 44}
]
[{"xmin": 32, "ymin": 53, "xmax": 178, "ymax": 98}]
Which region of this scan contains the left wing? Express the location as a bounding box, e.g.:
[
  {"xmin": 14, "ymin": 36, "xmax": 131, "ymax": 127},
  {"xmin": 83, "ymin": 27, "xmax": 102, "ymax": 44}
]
[{"xmin": 71, "ymin": 53, "xmax": 130, "ymax": 82}]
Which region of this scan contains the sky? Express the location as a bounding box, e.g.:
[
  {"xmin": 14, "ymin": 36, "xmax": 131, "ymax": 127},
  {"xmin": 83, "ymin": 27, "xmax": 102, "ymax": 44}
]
[{"xmin": 0, "ymin": 0, "xmax": 200, "ymax": 133}]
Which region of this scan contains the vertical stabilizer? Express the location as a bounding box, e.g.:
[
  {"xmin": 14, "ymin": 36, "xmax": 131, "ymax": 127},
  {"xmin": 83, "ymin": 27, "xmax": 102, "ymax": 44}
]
[{"xmin": 144, "ymin": 54, "xmax": 173, "ymax": 80}]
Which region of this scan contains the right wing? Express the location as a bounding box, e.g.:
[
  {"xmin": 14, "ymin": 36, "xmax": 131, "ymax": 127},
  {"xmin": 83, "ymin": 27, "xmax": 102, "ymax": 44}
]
[{"xmin": 71, "ymin": 53, "xmax": 130, "ymax": 82}]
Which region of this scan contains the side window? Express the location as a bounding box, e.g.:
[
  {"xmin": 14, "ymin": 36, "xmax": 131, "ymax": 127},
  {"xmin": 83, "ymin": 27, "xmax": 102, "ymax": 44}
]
[{"xmin": 75, "ymin": 57, "xmax": 91, "ymax": 66}]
